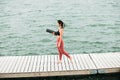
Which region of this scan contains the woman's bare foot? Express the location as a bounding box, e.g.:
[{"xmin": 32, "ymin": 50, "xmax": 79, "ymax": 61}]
[{"xmin": 57, "ymin": 60, "xmax": 62, "ymax": 64}]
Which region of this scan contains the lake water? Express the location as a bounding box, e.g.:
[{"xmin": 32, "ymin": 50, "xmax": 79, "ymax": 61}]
[
  {"xmin": 0, "ymin": 0, "xmax": 120, "ymax": 56},
  {"xmin": 0, "ymin": 0, "xmax": 120, "ymax": 80}
]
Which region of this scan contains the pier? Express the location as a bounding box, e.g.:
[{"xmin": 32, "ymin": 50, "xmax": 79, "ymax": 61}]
[{"xmin": 0, "ymin": 52, "xmax": 120, "ymax": 78}]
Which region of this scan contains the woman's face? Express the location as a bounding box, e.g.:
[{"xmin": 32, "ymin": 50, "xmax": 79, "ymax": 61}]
[{"xmin": 57, "ymin": 22, "xmax": 60, "ymax": 27}]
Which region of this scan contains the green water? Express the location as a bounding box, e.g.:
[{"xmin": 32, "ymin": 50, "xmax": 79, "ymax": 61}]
[
  {"xmin": 0, "ymin": 0, "xmax": 120, "ymax": 56},
  {"xmin": 0, "ymin": 0, "xmax": 120, "ymax": 80}
]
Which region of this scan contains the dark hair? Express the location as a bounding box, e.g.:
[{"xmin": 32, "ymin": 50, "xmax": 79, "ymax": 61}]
[{"xmin": 57, "ymin": 20, "xmax": 64, "ymax": 28}]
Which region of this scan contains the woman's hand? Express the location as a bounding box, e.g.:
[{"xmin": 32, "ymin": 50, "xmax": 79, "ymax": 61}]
[{"xmin": 58, "ymin": 42, "xmax": 61, "ymax": 47}]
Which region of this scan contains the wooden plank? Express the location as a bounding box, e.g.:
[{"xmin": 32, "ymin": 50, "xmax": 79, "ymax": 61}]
[
  {"xmin": 96, "ymin": 54, "xmax": 111, "ymax": 68},
  {"xmin": 28, "ymin": 56, "xmax": 35, "ymax": 72},
  {"xmin": 43, "ymin": 55, "xmax": 48, "ymax": 72},
  {"xmin": 108, "ymin": 53, "xmax": 120, "ymax": 66},
  {"xmin": 82, "ymin": 54, "xmax": 96, "ymax": 69},
  {"xmin": 109, "ymin": 53, "xmax": 120, "ymax": 66},
  {"xmin": 2, "ymin": 56, "xmax": 14, "ymax": 73},
  {"xmin": 72, "ymin": 54, "xmax": 80, "ymax": 70},
  {"xmin": 5, "ymin": 56, "xmax": 13, "ymax": 73},
  {"xmin": 60, "ymin": 56, "xmax": 66, "ymax": 71},
  {"xmin": 20, "ymin": 56, "xmax": 28, "ymax": 72},
  {"xmin": 87, "ymin": 54, "xmax": 97, "ymax": 69},
  {"xmin": 16, "ymin": 56, "xmax": 25, "ymax": 72},
  {"xmin": 12, "ymin": 56, "xmax": 22, "ymax": 73},
  {"xmin": 23, "ymin": 56, "xmax": 31, "ymax": 72},
  {"xmin": 8, "ymin": 56, "xmax": 19, "ymax": 73},
  {"xmin": 39, "ymin": 55, "xmax": 44, "ymax": 72},
  {"xmin": 0, "ymin": 70, "xmax": 96, "ymax": 78},
  {"xmin": 90, "ymin": 53, "xmax": 120, "ymax": 74},
  {"xmin": 50, "ymin": 55, "xmax": 55, "ymax": 71},
  {"xmin": 19, "ymin": 56, "xmax": 27, "ymax": 72},
  {"xmin": 69, "ymin": 54, "xmax": 77, "ymax": 70},
  {"xmin": 90, "ymin": 54, "xmax": 107, "ymax": 68},
  {"xmin": 0, "ymin": 57, "xmax": 4, "ymax": 71},
  {"xmin": 0, "ymin": 53, "xmax": 120, "ymax": 78},
  {"xmin": 81, "ymin": 54, "xmax": 97, "ymax": 74},
  {"xmin": 54, "ymin": 55, "xmax": 59, "ymax": 71},
  {"xmin": 47, "ymin": 55, "xmax": 51, "ymax": 71},
  {"xmin": 102, "ymin": 54, "xmax": 117, "ymax": 68},
  {"xmin": 80, "ymin": 54, "xmax": 90, "ymax": 69},
  {"xmin": 73, "ymin": 54, "xmax": 79, "ymax": 70},
  {"xmin": 79, "ymin": 54, "xmax": 97, "ymax": 74},
  {"xmin": 68, "ymin": 55, "xmax": 74, "ymax": 70},
  {"xmin": 98, "ymin": 53, "xmax": 119, "ymax": 68},
  {"xmin": 32, "ymin": 56, "xmax": 38, "ymax": 72},
  {"xmin": 78, "ymin": 54, "xmax": 88, "ymax": 69},
  {"xmin": 64, "ymin": 56, "xmax": 70, "ymax": 70},
  {"xmin": 0, "ymin": 57, "xmax": 9, "ymax": 73},
  {"xmin": 102, "ymin": 54, "xmax": 115, "ymax": 68},
  {"xmin": 36, "ymin": 56, "xmax": 41, "ymax": 72},
  {"xmin": 74, "ymin": 54, "xmax": 84, "ymax": 70}
]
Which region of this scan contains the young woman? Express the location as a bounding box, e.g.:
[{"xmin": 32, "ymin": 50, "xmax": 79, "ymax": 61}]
[{"xmin": 53, "ymin": 20, "xmax": 72, "ymax": 63}]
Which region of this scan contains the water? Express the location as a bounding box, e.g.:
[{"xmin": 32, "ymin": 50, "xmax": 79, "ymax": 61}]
[
  {"xmin": 0, "ymin": 0, "xmax": 120, "ymax": 80},
  {"xmin": 0, "ymin": 0, "xmax": 120, "ymax": 56}
]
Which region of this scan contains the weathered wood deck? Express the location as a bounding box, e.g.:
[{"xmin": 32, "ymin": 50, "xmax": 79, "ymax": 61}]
[{"xmin": 0, "ymin": 52, "xmax": 120, "ymax": 78}]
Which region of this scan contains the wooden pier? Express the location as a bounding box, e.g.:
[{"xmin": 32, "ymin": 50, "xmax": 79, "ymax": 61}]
[{"xmin": 0, "ymin": 52, "xmax": 120, "ymax": 78}]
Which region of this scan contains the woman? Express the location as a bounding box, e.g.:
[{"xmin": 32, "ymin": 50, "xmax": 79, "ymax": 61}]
[{"xmin": 53, "ymin": 20, "xmax": 72, "ymax": 63}]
